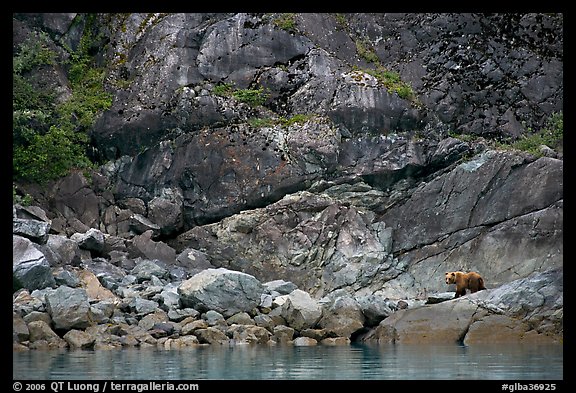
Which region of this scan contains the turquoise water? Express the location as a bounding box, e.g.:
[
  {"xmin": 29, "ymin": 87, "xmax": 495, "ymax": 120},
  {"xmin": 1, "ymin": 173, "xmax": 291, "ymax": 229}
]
[{"xmin": 13, "ymin": 343, "xmax": 563, "ymax": 380}]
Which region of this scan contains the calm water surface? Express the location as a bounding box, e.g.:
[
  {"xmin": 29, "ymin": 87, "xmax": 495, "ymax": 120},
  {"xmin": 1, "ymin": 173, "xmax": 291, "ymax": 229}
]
[{"xmin": 13, "ymin": 343, "xmax": 563, "ymax": 380}]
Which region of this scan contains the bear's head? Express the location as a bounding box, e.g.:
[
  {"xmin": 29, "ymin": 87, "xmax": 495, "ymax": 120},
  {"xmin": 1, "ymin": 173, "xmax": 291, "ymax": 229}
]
[{"xmin": 445, "ymin": 272, "xmax": 457, "ymax": 284}]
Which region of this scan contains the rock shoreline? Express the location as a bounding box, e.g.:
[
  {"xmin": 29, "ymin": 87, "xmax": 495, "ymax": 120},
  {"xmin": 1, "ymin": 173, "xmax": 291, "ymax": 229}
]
[{"xmin": 13, "ymin": 204, "xmax": 562, "ymax": 350}]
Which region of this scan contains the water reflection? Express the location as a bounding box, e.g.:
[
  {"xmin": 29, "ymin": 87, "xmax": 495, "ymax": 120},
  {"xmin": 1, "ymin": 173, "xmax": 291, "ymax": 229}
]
[{"xmin": 13, "ymin": 343, "xmax": 563, "ymax": 380}]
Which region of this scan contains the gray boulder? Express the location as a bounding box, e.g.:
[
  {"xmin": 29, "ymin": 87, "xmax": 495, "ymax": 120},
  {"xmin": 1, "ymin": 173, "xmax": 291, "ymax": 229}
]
[
  {"xmin": 131, "ymin": 259, "xmax": 169, "ymax": 282},
  {"xmin": 281, "ymin": 289, "xmax": 323, "ymax": 331},
  {"xmin": 71, "ymin": 228, "xmax": 105, "ymax": 253},
  {"xmin": 45, "ymin": 234, "xmax": 89, "ymax": 266},
  {"xmin": 128, "ymin": 230, "xmax": 176, "ymax": 264},
  {"xmin": 356, "ymin": 293, "xmax": 397, "ymax": 326},
  {"xmin": 45, "ymin": 286, "xmax": 92, "ymax": 330},
  {"xmin": 13, "ymin": 218, "xmax": 50, "ymax": 244},
  {"xmin": 318, "ymin": 295, "xmax": 365, "ymax": 338},
  {"xmin": 178, "ymin": 268, "xmax": 265, "ymax": 318},
  {"xmin": 13, "ymin": 235, "xmax": 56, "ymax": 291},
  {"xmin": 147, "ymin": 189, "xmax": 184, "ymax": 236},
  {"xmin": 264, "ymin": 280, "xmax": 298, "ymax": 295}
]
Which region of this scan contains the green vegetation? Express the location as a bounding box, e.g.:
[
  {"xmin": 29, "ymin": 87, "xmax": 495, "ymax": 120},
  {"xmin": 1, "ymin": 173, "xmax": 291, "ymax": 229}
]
[
  {"xmin": 213, "ymin": 83, "xmax": 269, "ymax": 107},
  {"xmin": 13, "ymin": 16, "xmax": 112, "ymax": 183},
  {"xmin": 334, "ymin": 14, "xmax": 348, "ymax": 30},
  {"xmin": 272, "ymin": 13, "xmax": 297, "ymax": 33},
  {"xmin": 248, "ymin": 114, "xmax": 316, "ymax": 128},
  {"xmin": 355, "ymin": 38, "xmax": 379, "ymax": 64},
  {"xmin": 450, "ymin": 112, "xmax": 563, "ymax": 158},
  {"xmin": 13, "ymin": 184, "xmax": 33, "ymax": 206},
  {"xmin": 352, "ymin": 36, "xmax": 416, "ymax": 102},
  {"xmin": 354, "ymin": 65, "xmax": 416, "ymax": 101},
  {"xmin": 501, "ymin": 112, "xmax": 563, "ymax": 156},
  {"xmin": 247, "ymin": 117, "xmax": 277, "ymax": 128}
]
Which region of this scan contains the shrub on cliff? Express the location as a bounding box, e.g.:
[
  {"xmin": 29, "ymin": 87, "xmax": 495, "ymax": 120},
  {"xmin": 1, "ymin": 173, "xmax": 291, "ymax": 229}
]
[{"xmin": 12, "ymin": 17, "xmax": 112, "ymax": 183}]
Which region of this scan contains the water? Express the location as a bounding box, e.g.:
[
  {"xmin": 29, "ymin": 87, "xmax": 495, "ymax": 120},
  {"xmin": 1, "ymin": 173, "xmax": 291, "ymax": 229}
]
[{"xmin": 13, "ymin": 343, "xmax": 563, "ymax": 380}]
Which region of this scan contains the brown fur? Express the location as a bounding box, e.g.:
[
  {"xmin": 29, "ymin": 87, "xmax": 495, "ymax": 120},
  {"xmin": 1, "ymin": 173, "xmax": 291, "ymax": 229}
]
[{"xmin": 445, "ymin": 271, "xmax": 486, "ymax": 298}]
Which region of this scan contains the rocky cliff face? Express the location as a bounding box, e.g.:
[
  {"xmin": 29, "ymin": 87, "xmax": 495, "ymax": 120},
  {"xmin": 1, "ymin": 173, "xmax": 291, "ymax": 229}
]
[{"xmin": 13, "ymin": 13, "xmax": 562, "ymax": 346}]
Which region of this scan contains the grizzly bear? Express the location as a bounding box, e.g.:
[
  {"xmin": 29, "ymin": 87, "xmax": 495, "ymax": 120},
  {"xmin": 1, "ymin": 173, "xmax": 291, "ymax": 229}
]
[{"xmin": 445, "ymin": 271, "xmax": 486, "ymax": 298}]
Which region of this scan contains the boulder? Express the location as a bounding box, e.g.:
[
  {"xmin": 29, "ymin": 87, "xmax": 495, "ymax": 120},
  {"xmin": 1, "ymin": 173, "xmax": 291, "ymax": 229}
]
[
  {"xmin": 13, "ymin": 313, "xmax": 29, "ymax": 342},
  {"xmin": 317, "ymin": 295, "xmax": 365, "ymax": 338},
  {"xmin": 27, "ymin": 320, "xmax": 67, "ymax": 348},
  {"xmin": 81, "ymin": 258, "xmax": 126, "ymax": 290},
  {"xmin": 71, "ymin": 228, "xmax": 105, "ymax": 253},
  {"xmin": 45, "ymin": 286, "xmax": 92, "ymax": 330},
  {"xmin": 293, "ymin": 336, "xmax": 317, "ymax": 346},
  {"xmin": 194, "ymin": 327, "xmax": 229, "ymax": 345},
  {"xmin": 13, "ymin": 218, "xmax": 50, "ymax": 244},
  {"xmin": 227, "ymin": 325, "xmax": 271, "ymax": 344},
  {"xmin": 45, "ymin": 234, "xmax": 89, "ymax": 266},
  {"xmin": 128, "ymin": 230, "xmax": 176, "ymax": 264},
  {"xmin": 281, "ymin": 289, "xmax": 323, "ymax": 331},
  {"xmin": 356, "ymin": 293, "xmax": 397, "ymax": 326},
  {"xmin": 147, "ymin": 189, "xmax": 184, "ymax": 236},
  {"xmin": 63, "ymin": 329, "xmax": 96, "ymax": 349},
  {"xmin": 178, "ymin": 268, "xmax": 265, "ymax": 317},
  {"xmin": 52, "ymin": 266, "xmax": 81, "ymax": 287},
  {"xmin": 77, "ymin": 269, "xmax": 119, "ymax": 302},
  {"xmin": 264, "ymin": 280, "xmax": 298, "ymax": 295},
  {"xmin": 131, "ymin": 259, "xmax": 169, "ymax": 282},
  {"xmin": 13, "ymin": 235, "xmax": 56, "ymax": 291},
  {"xmin": 273, "ymin": 325, "xmax": 295, "ymax": 344}
]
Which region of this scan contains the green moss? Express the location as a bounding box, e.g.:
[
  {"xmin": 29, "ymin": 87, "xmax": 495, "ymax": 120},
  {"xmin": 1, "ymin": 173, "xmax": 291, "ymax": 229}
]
[
  {"xmin": 279, "ymin": 113, "xmax": 315, "ymax": 127},
  {"xmin": 232, "ymin": 87, "xmax": 268, "ymax": 106},
  {"xmin": 452, "ymin": 112, "xmax": 563, "ymax": 158},
  {"xmin": 213, "ymin": 82, "xmax": 235, "ymax": 97},
  {"xmin": 505, "ymin": 112, "xmax": 563, "ymax": 156},
  {"xmin": 273, "ymin": 13, "xmax": 297, "ymax": 33},
  {"xmin": 356, "ymin": 65, "xmax": 416, "ymax": 102},
  {"xmin": 248, "ymin": 118, "xmax": 277, "ymax": 128},
  {"xmin": 355, "ymin": 38, "xmax": 379, "ymax": 64},
  {"xmin": 213, "ymin": 82, "xmax": 269, "ymax": 107},
  {"xmin": 248, "ymin": 113, "xmax": 317, "ymax": 128},
  {"xmin": 334, "ymin": 14, "xmax": 348, "ymax": 30}
]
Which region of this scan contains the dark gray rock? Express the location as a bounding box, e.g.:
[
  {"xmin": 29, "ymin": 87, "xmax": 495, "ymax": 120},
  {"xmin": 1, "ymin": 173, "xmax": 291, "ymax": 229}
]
[
  {"xmin": 44, "ymin": 234, "xmax": 89, "ymax": 267},
  {"xmin": 13, "ymin": 235, "xmax": 56, "ymax": 291},
  {"xmin": 82, "ymin": 258, "xmax": 126, "ymax": 290},
  {"xmin": 71, "ymin": 228, "xmax": 105, "ymax": 253},
  {"xmin": 264, "ymin": 280, "xmax": 298, "ymax": 295},
  {"xmin": 317, "ymin": 295, "xmax": 365, "ymax": 338},
  {"xmin": 131, "ymin": 259, "xmax": 169, "ymax": 283},
  {"xmin": 147, "ymin": 189, "xmax": 184, "ymax": 236},
  {"xmin": 128, "ymin": 230, "xmax": 176, "ymax": 264},
  {"xmin": 175, "ymin": 248, "xmax": 215, "ymax": 276},
  {"xmin": 52, "ymin": 266, "xmax": 81, "ymax": 287},
  {"xmin": 13, "ymin": 218, "xmax": 50, "ymax": 244},
  {"xmin": 356, "ymin": 293, "xmax": 397, "ymax": 327},
  {"xmin": 45, "ymin": 286, "xmax": 92, "ymax": 330}
]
